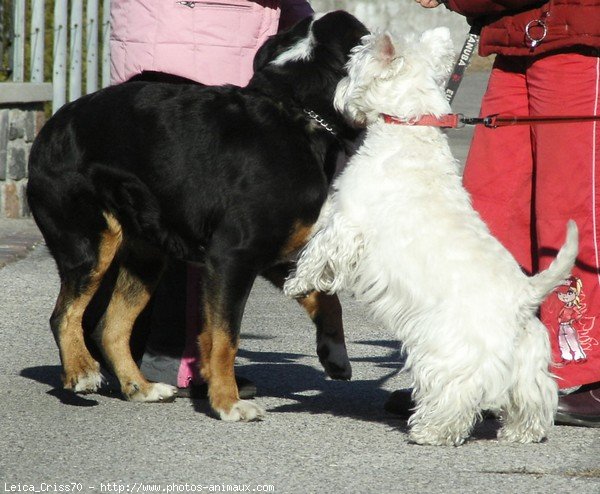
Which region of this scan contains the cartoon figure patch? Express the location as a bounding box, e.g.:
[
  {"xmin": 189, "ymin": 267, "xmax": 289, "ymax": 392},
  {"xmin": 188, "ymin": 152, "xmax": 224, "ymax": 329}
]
[{"xmin": 554, "ymin": 276, "xmax": 596, "ymax": 364}]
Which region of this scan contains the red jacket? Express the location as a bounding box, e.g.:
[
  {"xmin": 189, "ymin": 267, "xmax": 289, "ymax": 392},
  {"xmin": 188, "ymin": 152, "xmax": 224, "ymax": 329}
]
[{"xmin": 446, "ymin": 0, "xmax": 600, "ymax": 56}]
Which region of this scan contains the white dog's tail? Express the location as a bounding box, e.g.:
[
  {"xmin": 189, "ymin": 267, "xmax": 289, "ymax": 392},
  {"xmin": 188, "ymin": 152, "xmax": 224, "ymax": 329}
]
[{"xmin": 523, "ymin": 220, "xmax": 578, "ymax": 311}]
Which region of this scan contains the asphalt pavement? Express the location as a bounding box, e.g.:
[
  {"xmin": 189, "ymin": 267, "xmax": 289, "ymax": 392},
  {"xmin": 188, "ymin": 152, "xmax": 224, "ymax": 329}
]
[{"xmin": 1, "ymin": 72, "xmax": 599, "ymax": 494}]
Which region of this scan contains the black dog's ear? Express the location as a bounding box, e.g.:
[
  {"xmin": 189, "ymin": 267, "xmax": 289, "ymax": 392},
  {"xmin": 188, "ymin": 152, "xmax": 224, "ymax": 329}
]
[
  {"xmin": 311, "ymin": 11, "xmax": 370, "ymax": 56},
  {"xmin": 253, "ymin": 16, "xmax": 313, "ymax": 72},
  {"xmin": 253, "ymin": 34, "xmax": 279, "ymax": 72}
]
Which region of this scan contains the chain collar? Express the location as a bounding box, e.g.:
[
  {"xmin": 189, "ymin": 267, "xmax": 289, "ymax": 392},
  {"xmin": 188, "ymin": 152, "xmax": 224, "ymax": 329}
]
[{"xmin": 303, "ymin": 109, "xmax": 337, "ymax": 136}]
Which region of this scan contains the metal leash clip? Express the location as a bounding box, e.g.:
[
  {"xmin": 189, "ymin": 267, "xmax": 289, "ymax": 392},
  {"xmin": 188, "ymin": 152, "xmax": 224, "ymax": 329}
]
[{"xmin": 525, "ymin": 13, "xmax": 549, "ymax": 50}]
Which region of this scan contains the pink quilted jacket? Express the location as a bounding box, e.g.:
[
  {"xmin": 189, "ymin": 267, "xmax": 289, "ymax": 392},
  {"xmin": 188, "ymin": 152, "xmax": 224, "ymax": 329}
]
[{"xmin": 110, "ymin": 0, "xmax": 313, "ymax": 86}]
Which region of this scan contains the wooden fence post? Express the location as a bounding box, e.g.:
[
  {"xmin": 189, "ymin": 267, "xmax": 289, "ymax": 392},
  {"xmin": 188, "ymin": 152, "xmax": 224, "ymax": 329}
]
[
  {"xmin": 31, "ymin": 0, "xmax": 45, "ymax": 83},
  {"xmin": 52, "ymin": 0, "xmax": 68, "ymax": 113},
  {"xmin": 86, "ymin": 0, "xmax": 99, "ymax": 94},
  {"xmin": 69, "ymin": 0, "xmax": 83, "ymax": 102},
  {"xmin": 0, "ymin": 2, "xmax": 3, "ymax": 74},
  {"xmin": 11, "ymin": 0, "xmax": 26, "ymax": 82},
  {"xmin": 102, "ymin": 0, "xmax": 111, "ymax": 88}
]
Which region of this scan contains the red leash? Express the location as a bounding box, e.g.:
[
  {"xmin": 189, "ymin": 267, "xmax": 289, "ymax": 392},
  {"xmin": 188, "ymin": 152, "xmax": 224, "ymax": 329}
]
[{"xmin": 382, "ymin": 113, "xmax": 600, "ymax": 129}]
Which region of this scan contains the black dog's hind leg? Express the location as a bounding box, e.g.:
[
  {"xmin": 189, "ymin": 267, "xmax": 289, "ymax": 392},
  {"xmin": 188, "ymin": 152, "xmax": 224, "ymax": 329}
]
[
  {"xmin": 262, "ymin": 263, "xmax": 352, "ymax": 380},
  {"xmin": 49, "ymin": 212, "xmax": 123, "ymax": 393},
  {"xmin": 94, "ymin": 242, "xmax": 175, "ymax": 402}
]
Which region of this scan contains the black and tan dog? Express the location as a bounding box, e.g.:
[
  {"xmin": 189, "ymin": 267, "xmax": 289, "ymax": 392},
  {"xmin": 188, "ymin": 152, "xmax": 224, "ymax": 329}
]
[{"xmin": 27, "ymin": 12, "xmax": 369, "ymax": 421}]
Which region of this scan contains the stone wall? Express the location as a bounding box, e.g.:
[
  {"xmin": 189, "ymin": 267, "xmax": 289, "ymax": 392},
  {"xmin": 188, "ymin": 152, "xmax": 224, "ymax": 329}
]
[
  {"xmin": 0, "ymin": 104, "xmax": 46, "ymax": 218},
  {"xmin": 0, "ymin": 82, "xmax": 51, "ymax": 219}
]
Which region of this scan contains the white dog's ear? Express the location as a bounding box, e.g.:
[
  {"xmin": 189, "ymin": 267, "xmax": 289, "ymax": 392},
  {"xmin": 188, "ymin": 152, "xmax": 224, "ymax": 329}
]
[
  {"xmin": 375, "ymin": 32, "xmax": 397, "ymax": 65},
  {"xmin": 419, "ymin": 27, "xmax": 455, "ymax": 83},
  {"xmin": 373, "ymin": 32, "xmax": 404, "ymax": 80}
]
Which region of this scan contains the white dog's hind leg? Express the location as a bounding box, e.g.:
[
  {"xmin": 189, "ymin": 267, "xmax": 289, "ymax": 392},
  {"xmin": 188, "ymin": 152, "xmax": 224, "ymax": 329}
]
[
  {"xmin": 408, "ymin": 375, "xmax": 482, "ymax": 446},
  {"xmin": 498, "ymin": 318, "xmax": 557, "ymax": 443},
  {"xmin": 408, "ymin": 400, "xmax": 480, "ymax": 447}
]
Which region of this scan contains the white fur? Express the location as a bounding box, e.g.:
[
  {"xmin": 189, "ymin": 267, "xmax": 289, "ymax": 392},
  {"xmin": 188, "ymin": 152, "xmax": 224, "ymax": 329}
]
[
  {"xmin": 218, "ymin": 400, "xmax": 266, "ymax": 422},
  {"xmin": 73, "ymin": 371, "xmax": 103, "ymax": 394},
  {"xmin": 285, "ymin": 29, "xmax": 579, "ymax": 446},
  {"xmin": 271, "ymin": 20, "xmax": 315, "ymax": 66},
  {"xmin": 129, "ymin": 382, "xmax": 177, "ymax": 403}
]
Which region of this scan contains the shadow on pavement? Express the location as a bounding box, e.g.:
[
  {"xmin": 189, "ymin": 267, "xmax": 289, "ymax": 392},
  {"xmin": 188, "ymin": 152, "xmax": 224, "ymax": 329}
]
[
  {"xmin": 20, "ymin": 350, "xmax": 501, "ymax": 443},
  {"xmin": 21, "ymin": 365, "xmax": 100, "ymax": 406},
  {"xmin": 21, "ymin": 365, "xmax": 120, "ymax": 407}
]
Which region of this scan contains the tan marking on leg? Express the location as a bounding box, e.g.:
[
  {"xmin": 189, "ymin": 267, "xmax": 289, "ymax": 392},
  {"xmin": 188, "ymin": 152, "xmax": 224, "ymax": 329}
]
[
  {"xmin": 59, "ymin": 212, "xmax": 123, "ymax": 390},
  {"xmin": 200, "ymin": 271, "xmax": 265, "ymax": 420},
  {"xmin": 200, "ymin": 297, "xmax": 239, "ymax": 412},
  {"xmin": 198, "ymin": 293, "xmax": 222, "ymax": 383},
  {"xmin": 100, "ymin": 267, "xmax": 159, "ymax": 400},
  {"xmin": 198, "ymin": 330, "xmax": 213, "ymax": 382},
  {"xmin": 53, "ymin": 284, "xmax": 100, "ymax": 390},
  {"xmin": 298, "ymin": 290, "xmax": 320, "ymax": 319},
  {"xmin": 207, "ymin": 328, "xmax": 239, "ymax": 413},
  {"xmin": 280, "ymin": 221, "xmax": 313, "ymax": 258},
  {"xmin": 98, "ymin": 212, "xmax": 123, "ymax": 272}
]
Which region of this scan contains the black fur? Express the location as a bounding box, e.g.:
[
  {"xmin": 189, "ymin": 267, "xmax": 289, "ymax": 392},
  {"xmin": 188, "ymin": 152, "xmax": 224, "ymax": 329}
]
[{"xmin": 27, "ymin": 11, "xmax": 368, "ymax": 413}]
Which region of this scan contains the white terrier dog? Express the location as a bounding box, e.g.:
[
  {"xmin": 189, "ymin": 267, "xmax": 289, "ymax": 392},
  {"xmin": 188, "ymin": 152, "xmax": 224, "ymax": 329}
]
[{"xmin": 284, "ymin": 29, "xmax": 579, "ymax": 446}]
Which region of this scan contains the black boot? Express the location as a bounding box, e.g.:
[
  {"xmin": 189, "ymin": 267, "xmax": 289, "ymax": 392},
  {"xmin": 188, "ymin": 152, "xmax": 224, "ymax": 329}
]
[
  {"xmin": 384, "ymin": 389, "xmax": 414, "ymax": 418},
  {"xmin": 555, "ymin": 383, "xmax": 600, "ymax": 428}
]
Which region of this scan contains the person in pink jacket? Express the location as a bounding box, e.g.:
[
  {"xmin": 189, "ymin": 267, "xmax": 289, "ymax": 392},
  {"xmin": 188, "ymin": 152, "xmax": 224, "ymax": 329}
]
[
  {"xmin": 107, "ymin": 0, "xmax": 314, "ymax": 397},
  {"xmin": 110, "ymin": 0, "xmax": 313, "ymax": 87}
]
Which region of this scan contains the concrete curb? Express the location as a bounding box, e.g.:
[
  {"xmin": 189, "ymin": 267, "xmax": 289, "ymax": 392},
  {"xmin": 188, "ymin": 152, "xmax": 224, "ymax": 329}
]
[{"xmin": 0, "ymin": 218, "xmax": 44, "ymax": 269}]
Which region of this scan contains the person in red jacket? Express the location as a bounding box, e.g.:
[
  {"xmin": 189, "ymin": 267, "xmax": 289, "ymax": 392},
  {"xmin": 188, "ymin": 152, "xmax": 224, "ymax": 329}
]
[{"xmin": 387, "ymin": 0, "xmax": 600, "ymax": 427}]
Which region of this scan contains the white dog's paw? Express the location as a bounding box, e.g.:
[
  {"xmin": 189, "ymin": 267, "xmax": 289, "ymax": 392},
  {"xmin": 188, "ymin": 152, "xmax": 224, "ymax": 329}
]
[
  {"xmin": 128, "ymin": 382, "xmax": 177, "ymax": 403},
  {"xmin": 283, "ymin": 277, "xmax": 311, "ymax": 299},
  {"xmin": 408, "ymin": 429, "xmax": 467, "ymax": 447},
  {"xmin": 408, "ymin": 418, "xmax": 470, "ymax": 447},
  {"xmin": 497, "ymin": 425, "xmax": 547, "ymax": 444},
  {"xmin": 218, "ymin": 400, "xmax": 266, "ymax": 422},
  {"xmin": 72, "ymin": 370, "xmax": 103, "ymax": 394},
  {"xmin": 317, "ymin": 337, "xmax": 352, "ymax": 380}
]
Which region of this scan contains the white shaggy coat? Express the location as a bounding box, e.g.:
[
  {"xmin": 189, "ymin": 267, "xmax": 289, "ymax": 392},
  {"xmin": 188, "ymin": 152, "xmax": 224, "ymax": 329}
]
[{"xmin": 284, "ymin": 29, "xmax": 579, "ymax": 446}]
